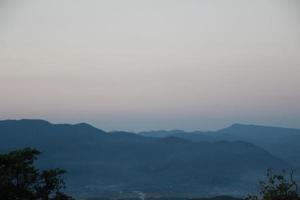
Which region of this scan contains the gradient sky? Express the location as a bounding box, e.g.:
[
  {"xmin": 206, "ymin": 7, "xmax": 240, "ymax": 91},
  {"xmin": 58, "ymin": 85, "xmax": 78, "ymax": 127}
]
[{"xmin": 0, "ymin": 0, "xmax": 300, "ymax": 131}]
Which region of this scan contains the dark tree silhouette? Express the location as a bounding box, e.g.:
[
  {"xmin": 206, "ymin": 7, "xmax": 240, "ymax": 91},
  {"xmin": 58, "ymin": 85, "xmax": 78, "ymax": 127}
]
[
  {"xmin": 0, "ymin": 147, "xmax": 75, "ymax": 200},
  {"xmin": 246, "ymin": 169, "xmax": 299, "ymax": 200}
]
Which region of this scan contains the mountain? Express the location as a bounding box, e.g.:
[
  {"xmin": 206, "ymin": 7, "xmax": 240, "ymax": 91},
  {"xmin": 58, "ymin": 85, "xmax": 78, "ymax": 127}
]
[
  {"xmin": 139, "ymin": 130, "xmax": 187, "ymax": 138},
  {"xmin": 141, "ymin": 130, "xmax": 214, "ymax": 142},
  {"xmin": 0, "ymin": 119, "xmax": 289, "ymax": 198},
  {"xmin": 139, "ymin": 124, "xmax": 300, "ymax": 168}
]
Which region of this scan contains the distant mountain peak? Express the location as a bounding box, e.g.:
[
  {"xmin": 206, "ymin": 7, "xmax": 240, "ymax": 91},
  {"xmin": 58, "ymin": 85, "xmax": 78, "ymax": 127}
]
[
  {"xmin": 0, "ymin": 119, "xmax": 52, "ymax": 126},
  {"xmin": 217, "ymin": 123, "xmax": 246, "ymax": 132},
  {"xmin": 74, "ymin": 122, "xmax": 96, "ymax": 129},
  {"xmin": 0, "ymin": 119, "xmax": 107, "ymax": 134},
  {"xmin": 228, "ymin": 123, "xmax": 243, "ymax": 128},
  {"xmin": 221, "ymin": 123, "xmax": 278, "ymax": 131},
  {"xmin": 223, "ymin": 123, "xmax": 300, "ymax": 132}
]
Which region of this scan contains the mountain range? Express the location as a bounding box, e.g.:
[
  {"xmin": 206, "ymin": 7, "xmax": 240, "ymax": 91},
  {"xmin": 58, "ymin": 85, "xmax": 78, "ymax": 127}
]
[
  {"xmin": 139, "ymin": 123, "xmax": 300, "ymax": 168},
  {"xmin": 0, "ymin": 119, "xmax": 299, "ymax": 198}
]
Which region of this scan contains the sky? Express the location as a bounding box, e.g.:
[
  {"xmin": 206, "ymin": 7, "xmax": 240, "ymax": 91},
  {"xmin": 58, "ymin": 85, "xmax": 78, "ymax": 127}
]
[{"xmin": 0, "ymin": 0, "xmax": 300, "ymax": 131}]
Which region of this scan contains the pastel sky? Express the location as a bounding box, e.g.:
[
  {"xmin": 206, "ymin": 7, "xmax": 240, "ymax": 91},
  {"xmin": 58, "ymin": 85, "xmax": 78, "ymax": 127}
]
[{"xmin": 0, "ymin": 0, "xmax": 300, "ymax": 131}]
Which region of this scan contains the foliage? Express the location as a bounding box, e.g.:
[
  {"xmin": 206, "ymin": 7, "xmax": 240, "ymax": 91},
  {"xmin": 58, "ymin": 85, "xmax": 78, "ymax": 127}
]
[
  {"xmin": 246, "ymin": 169, "xmax": 299, "ymax": 200},
  {"xmin": 0, "ymin": 147, "xmax": 75, "ymax": 200}
]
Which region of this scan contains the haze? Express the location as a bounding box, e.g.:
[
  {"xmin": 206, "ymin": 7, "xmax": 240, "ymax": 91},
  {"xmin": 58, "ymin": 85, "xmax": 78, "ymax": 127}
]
[{"xmin": 0, "ymin": 0, "xmax": 300, "ymax": 131}]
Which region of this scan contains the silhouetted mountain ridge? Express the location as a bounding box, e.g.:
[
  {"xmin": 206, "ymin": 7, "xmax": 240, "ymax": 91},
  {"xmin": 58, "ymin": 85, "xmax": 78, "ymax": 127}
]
[
  {"xmin": 140, "ymin": 123, "xmax": 300, "ymax": 167},
  {"xmin": 0, "ymin": 119, "xmax": 292, "ymax": 197}
]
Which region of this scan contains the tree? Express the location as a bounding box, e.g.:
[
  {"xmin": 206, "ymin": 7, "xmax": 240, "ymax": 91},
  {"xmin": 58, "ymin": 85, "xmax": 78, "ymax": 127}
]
[
  {"xmin": 246, "ymin": 169, "xmax": 299, "ymax": 200},
  {"xmin": 0, "ymin": 147, "xmax": 75, "ymax": 200}
]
